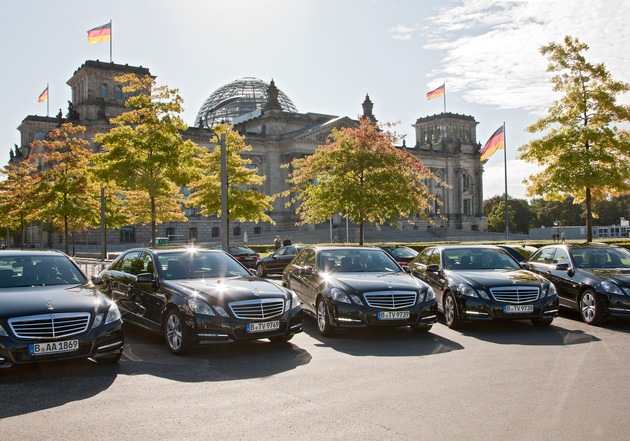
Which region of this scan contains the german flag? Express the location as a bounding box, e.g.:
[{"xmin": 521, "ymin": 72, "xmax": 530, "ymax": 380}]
[
  {"xmin": 426, "ymin": 84, "xmax": 445, "ymax": 100},
  {"xmin": 480, "ymin": 126, "xmax": 505, "ymax": 161},
  {"xmin": 87, "ymin": 23, "xmax": 111, "ymax": 44},
  {"xmin": 37, "ymin": 87, "xmax": 48, "ymax": 103}
]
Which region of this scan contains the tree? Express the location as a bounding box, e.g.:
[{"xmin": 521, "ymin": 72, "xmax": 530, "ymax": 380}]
[
  {"xmin": 518, "ymin": 36, "xmax": 630, "ymax": 242},
  {"xmin": 486, "ymin": 200, "xmax": 516, "ymax": 233},
  {"xmin": 0, "ymin": 158, "xmax": 40, "ymax": 248},
  {"xmin": 483, "ymin": 195, "xmax": 532, "ymax": 234},
  {"xmin": 94, "ymin": 74, "xmax": 206, "ymax": 246},
  {"xmin": 186, "ymin": 124, "xmax": 274, "ymax": 244},
  {"xmin": 283, "ymin": 118, "xmax": 441, "ymax": 245},
  {"xmin": 31, "ymin": 123, "xmax": 102, "ymax": 254}
]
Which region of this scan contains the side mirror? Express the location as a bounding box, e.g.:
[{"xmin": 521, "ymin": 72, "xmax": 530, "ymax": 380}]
[
  {"xmin": 299, "ymin": 266, "xmax": 314, "ymax": 275},
  {"xmin": 427, "ymin": 264, "xmax": 440, "ymax": 272},
  {"xmin": 136, "ymin": 272, "xmax": 154, "ymax": 283},
  {"xmin": 91, "ymin": 275, "xmax": 103, "ymax": 285},
  {"xmin": 555, "ymin": 263, "xmax": 569, "ymax": 271},
  {"xmin": 402, "ymin": 266, "xmax": 411, "ymax": 273}
]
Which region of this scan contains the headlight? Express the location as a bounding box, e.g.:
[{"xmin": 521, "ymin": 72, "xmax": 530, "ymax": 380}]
[
  {"xmin": 601, "ymin": 281, "xmax": 625, "ymax": 296},
  {"xmin": 458, "ymin": 283, "xmax": 488, "ymax": 299},
  {"xmin": 291, "ymin": 291, "xmax": 301, "ymax": 309},
  {"xmin": 105, "ymin": 302, "xmax": 122, "ymax": 324},
  {"xmin": 543, "ymin": 283, "xmax": 557, "ymax": 298},
  {"xmin": 0, "ymin": 324, "xmax": 8, "ymax": 337},
  {"xmin": 188, "ymin": 299, "xmax": 215, "ymax": 316},
  {"xmin": 425, "ymin": 287, "xmax": 436, "ymax": 302},
  {"xmin": 330, "ymin": 287, "xmax": 351, "ymax": 303},
  {"xmin": 350, "ymin": 295, "xmax": 364, "ymax": 305}
]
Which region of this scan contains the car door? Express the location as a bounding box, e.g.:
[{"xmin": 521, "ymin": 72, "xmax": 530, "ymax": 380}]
[
  {"xmin": 268, "ymin": 246, "xmax": 289, "ymax": 273},
  {"xmin": 547, "ymin": 247, "xmax": 581, "ymax": 309},
  {"xmin": 286, "ymin": 249, "xmax": 316, "ymax": 313},
  {"xmin": 105, "ymin": 251, "xmax": 143, "ymax": 317},
  {"xmin": 129, "ymin": 251, "xmax": 166, "ymax": 328}
]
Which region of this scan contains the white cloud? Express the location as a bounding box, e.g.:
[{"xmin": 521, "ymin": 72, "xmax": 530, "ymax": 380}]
[
  {"xmin": 389, "ymin": 24, "xmax": 417, "ymax": 41},
  {"xmin": 421, "ymin": 0, "xmax": 630, "ymax": 114}
]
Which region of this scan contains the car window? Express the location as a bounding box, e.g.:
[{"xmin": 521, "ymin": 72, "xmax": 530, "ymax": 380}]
[
  {"xmin": 0, "ymin": 255, "xmax": 86, "ymax": 287},
  {"xmin": 415, "ymin": 248, "xmax": 433, "ymax": 266},
  {"xmin": 113, "ymin": 251, "xmax": 143, "ymax": 275},
  {"xmin": 157, "ymin": 251, "xmax": 250, "ymax": 280},
  {"xmin": 319, "ymin": 249, "xmax": 400, "ymax": 273},
  {"xmin": 530, "ymin": 248, "xmax": 556, "ymax": 265},
  {"xmin": 552, "ymin": 248, "xmax": 570, "ymax": 265}
]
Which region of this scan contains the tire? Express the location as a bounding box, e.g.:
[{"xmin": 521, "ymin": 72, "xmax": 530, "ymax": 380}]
[
  {"xmin": 316, "ymin": 298, "xmax": 335, "ymax": 337},
  {"xmin": 256, "ymin": 264, "xmax": 267, "ymax": 278},
  {"xmin": 164, "ymin": 308, "xmax": 193, "ymax": 355},
  {"xmin": 95, "ymin": 351, "xmax": 122, "ymax": 364},
  {"xmin": 531, "ymin": 318, "xmax": 553, "ymax": 327},
  {"xmin": 410, "ymin": 324, "xmax": 432, "ymax": 333},
  {"xmin": 443, "ymin": 292, "xmax": 462, "ymax": 329},
  {"xmin": 579, "ymin": 289, "xmax": 604, "ymax": 325},
  {"xmin": 268, "ymin": 334, "xmax": 294, "ymax": 343}
]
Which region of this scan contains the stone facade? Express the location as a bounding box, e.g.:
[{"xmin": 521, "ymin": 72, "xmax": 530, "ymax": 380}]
[{"xmin": 12, "ymin": 60, "xmax": 486, "ymax": 249}]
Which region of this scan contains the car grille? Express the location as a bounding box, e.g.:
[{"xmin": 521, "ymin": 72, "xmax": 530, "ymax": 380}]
[
  {"xmin": 229, "ymin": 298, "xmax": 285, "ymax": 319},
  {"xmin": 8, "ymin": 313, "xmax": 91, "ymax": 339},
  {"xmin": 490, "ymin": 287, "xmax": 540, "ymax": 303},
  {"xmin": 363, "ymin": 291, "xmax": 417, "ymax": 309}
]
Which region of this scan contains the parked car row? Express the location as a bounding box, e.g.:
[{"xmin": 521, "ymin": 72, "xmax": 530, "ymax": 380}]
[{"xmin": 1, "ymin": 242, "xmax": 628, "ymax": 369}]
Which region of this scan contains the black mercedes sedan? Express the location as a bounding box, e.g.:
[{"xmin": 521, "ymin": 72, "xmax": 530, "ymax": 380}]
[
  {"xmin": 408, "ymin": 245, "xmax": 559, "ymax": 328},
  {"xmin": 282, "ymin": 246, "xmax": 438, "ymax": 336},
  {"xmin": 522, "ymin": 243, "xmax": 630, "ymax": 325},
  {"xmin": 0, "ymin": 250, "xmax": 124, "ymax": 368},
  {"xmin": 95, "ymin": 248, "xmax": 303, "ymax": 354},
  {"xmin": 256, "ymin": 245, "xmax": 304, "ymax": 277}
]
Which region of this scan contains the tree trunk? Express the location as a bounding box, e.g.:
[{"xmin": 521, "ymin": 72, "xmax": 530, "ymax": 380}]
[
  {"xmin": 64, "ymin": 215, "xmax": 69, "ymax": 255},
  {"xmin": 585, "ymin": 187, "xmax": 593, "ymax": 242},
  {"xmin": 359, "ymin": 222, "xmax": 364, "ymax": 246},
  {"xmin": 151, "ymin": 195, "xmax": 156, "ymax": 248}
]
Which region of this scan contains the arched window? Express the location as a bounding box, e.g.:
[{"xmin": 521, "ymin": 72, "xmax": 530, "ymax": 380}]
[
  {"xmin": 189, "ymin": 227, "xmax": 198, "ymax": 240},
  {"xmin": 120, "ymin": 227, "xmax": 135, "ymax": 243},
  {"xmin": 100, "ymin": 84, "xmax": 108, "ymax": 98},
  {"xmin": 462, "ymin": 173, "xmax": 472, "ymax": 190},
  {"xmin": 211, "ymin": 227, "xmax": 220, "ymax": 238},
  {"xmin": 115, "ymin": 86, "xmax": 123, "ymax": 100}
]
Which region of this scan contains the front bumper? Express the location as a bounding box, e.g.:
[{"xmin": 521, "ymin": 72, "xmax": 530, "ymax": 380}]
[
  {"xmin": 328, "ymin": 300, "xmax": 438, "ymax": 329},
  {"xmin": 190, "ymin": 307, "xmax": 304, "ymax": 344},
  {"xmin": 601, "ymin": 293, "xmax": 630, "ymax": 318},
  {"xmin": 0, "ymin": 320, "xmax": 124, "ymax": 368},
  {"xmin": 454, "ymin": 295, "xmax": 559, "ymax": 322}
]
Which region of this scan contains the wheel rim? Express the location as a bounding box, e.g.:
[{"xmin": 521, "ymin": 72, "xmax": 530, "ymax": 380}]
[
  {"xmin": 581, "ymin": 292, "xmax": 597, "ymax": 322},
  {"xmin": 257, "ymin": 265, "xmax": 264, "ymax": 276},
  {"xmin": 317, "ymin": 301, "xmax": 327, "ymax": 332},
  {"xmin": 444, "ymin": 296, "xmax": 455, "ymax": 326},
  {"xmin": 166, "ymin": 313, "xmax": 182, "ymax": 351}
]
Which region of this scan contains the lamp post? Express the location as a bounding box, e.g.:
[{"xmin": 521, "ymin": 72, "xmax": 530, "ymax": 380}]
[{"xmin": 219, "ymin": 133, "xmax": 229, "ymax": 250}]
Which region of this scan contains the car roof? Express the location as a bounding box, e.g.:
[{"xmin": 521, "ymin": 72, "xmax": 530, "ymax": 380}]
[
  {"xmin": 121, "ymin": 247, "xmax": 225, "ymax": 255},
  {"xmin": 0, "ymin": 250, "xmax": 70, "ymax": 257},
  {"xmin": 543, "ymin": 242, "xmax": 620, "ymax": 250},
  {"xmin": 304, "ymin": 246, "xmax": 382, "ymax": 252}
]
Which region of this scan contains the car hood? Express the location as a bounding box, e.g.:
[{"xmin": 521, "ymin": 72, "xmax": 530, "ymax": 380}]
[
  {"xmin": 587, "ymin": 269, "xmax": 630, "ymax": 286},
  {"xmin": 0, "ymin": 285, "xmax": 101, "ymax": 319},
  {"xmin": 446, "ymin": 269, "xmax": 549, "ymax": 288},
  {"xmin": 329, "ymin": 272, "xmax": 425, "ymax": 292},
  {"xmin": 164, "ymin": 277, "xmax": 290, "ymax": 301}
]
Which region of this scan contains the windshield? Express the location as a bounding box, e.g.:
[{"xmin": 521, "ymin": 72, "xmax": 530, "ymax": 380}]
[
  {"xmin": 157, "ymin": 251, "xmax": 251, "ymax": 280},
  {"xmin": 570, "ymin": 247, "xmax": 630, "ymax": 269},
  {"xmin": 317, "ymin": 249, "xmax": 401, "ymax": 273},
  {"xmin": 443, "ymin": 248, "xmax": 521, "ymax": 270},
  {"xmin": 0, "ymin": 255, "xmax": 86, "ymax": 288}
]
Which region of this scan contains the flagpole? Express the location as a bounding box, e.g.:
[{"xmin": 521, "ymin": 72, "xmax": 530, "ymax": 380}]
[
  {"xmin": 503, "ymin": 122, "xmax": 509, "ymax": 239},
  {"xmin": 443, "ymin": 83, "xmax": 446, "ymax": 113},
  {"xmin": 46, "ymin": 83, "xmax": 49, "ymax": 117},
  {"xmin": 109, "ymin": 20, "xmax": 113, "ymax": 62}
]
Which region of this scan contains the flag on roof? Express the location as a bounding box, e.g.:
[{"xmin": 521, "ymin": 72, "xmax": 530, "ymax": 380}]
[
  {"xmin": 87, "ymin": 23, "xmax": 111, "ymax": 44},
  {"xmin": 426, "ymin": 84, "xmax": 445, "ymax": 100},
  {"xmin": 37, "ymin": 86, "xmax": 48, "ymax": 103},
  {"xmin": 480, "ymin": 125, "xmax": 505, "ymax": 161}
]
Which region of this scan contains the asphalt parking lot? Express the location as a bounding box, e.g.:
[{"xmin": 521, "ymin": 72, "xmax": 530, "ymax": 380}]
[{"xmin": 1, "ymin": 308, "xmax": 630, "ymax": 441}]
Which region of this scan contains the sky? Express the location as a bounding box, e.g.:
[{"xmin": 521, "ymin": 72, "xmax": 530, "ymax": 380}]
[{"xmin": 2, "ymin": 0, "xmax": 629, "ymax": 200}]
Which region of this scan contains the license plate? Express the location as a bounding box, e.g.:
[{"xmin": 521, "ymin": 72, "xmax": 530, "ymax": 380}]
[
  {"xmin": 378, "ymin": 311, "xmax": 410, "ymax": 320},
  {"xmin": 29, "ymin": 339, "xmax": 79, "ymax": 355},
  {"xmin": 504, "ymin": 305, "xmax": 534, "ymax": 313},
  {"xmin": 247, "ymin": 321, "xmax": 280, "ymax": 333}
]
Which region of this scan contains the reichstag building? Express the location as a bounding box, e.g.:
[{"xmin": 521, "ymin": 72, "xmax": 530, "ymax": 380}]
[{"xmin": 12, "ymin": 60, "xmax": 487, "ymax": 248}]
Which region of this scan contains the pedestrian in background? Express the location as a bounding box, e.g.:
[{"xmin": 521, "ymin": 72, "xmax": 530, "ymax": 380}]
[
  {"xmin": 274, "ymin": 235, "xmax": 281, "ymax": 250},
  {"xmin": 283, "ymin": 235, "xmax": 292, "ymax": 246}
]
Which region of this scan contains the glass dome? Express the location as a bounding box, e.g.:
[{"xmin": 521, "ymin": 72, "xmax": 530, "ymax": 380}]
[{"xmin": 194, "ymin": 77, "xmax": 298, "ymax": 128}]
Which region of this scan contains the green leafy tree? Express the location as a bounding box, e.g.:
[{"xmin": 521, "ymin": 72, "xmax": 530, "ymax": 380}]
[
  {"xmin": 483, "ymin": 195, "xmax": 532, "ymax": 234},
  {"xmin": 31, "ymin": 123, "xmax": 101, "ymax": 255},
  {"xmin": 94, "ymin": 74, "xmax": 206, "ymax": 246},
  {"xmin": 486, "ymin": 200, "xmax": 516, "ymax": 233},
  {"xmin": 283, "ymin": 118, "xmax": 441, "ymax": 245},
  {"xmin": 0, "ymin": 158, "xmax": 40, "ymax": 248},
  {"xmin": 518, "ymin": 36, "xmax": 630, "ymax": 242},
  {"xmin": 187, "ymin": 125, "xmax": 274, "ymax": 245},
  {"xmin": 529, "ymin": 196, "xmax": 584, "ymax": 228}
]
